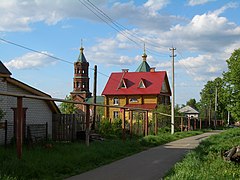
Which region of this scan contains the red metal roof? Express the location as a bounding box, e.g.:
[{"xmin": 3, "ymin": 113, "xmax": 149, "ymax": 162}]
[
  {"xmin": 102, "ymin": 71, "xmax": 170, "ymax": 95},
  {"xmin": 124, "ymin": 103, "xmax": 157, "ymax": 110}
]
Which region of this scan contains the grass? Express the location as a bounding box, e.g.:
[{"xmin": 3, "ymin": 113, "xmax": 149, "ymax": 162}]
[
  {"xmin": 0, "ymin": 130, "xmax": 203, "ymax": 180},
  {"xmin": 164, "ymin": 128, "xmax": 240, "ymax": 180}
]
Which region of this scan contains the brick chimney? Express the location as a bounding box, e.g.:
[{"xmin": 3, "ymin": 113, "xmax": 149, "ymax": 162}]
[{"xmin": 150, "ymin": 67, "xmax": 156, "ymax": 72}]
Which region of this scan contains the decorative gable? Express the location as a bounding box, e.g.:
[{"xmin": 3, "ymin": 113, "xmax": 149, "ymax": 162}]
[
  {"xmin": 138, "ymin": 79, "xmax": 146, "ymax": 88},
  {"xmin": 119, "ymin": 78, "xmax": 127, "ymax": 89}
]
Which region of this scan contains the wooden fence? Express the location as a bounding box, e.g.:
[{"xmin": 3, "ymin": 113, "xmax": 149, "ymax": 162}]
[{"xmin": 52, "ymin": 113, "xmax": 88, "ymax": 141}]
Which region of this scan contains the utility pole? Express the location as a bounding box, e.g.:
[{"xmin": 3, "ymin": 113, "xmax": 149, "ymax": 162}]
[
  {"xmin": 92, "ymin": 65, "xmax": 97, "ymax": 130},
  {"xmin": 214, "ymin": 87, "xmax": 217, "ymax": 129},
  {"xmin": 170, "ymin": 47, "xmax": 176, "ymax": 134}
]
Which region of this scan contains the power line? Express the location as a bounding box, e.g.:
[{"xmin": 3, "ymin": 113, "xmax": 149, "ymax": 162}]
[
  {"xmin": 79, "ymin": 0, "xmax": 169, "ymax": 57},
  {"xmin": 0, "ymin": 38, "xmax": 73, "ymax": 65}
]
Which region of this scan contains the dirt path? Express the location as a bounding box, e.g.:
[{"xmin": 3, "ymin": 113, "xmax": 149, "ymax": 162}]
[{"xmin": 66, "ymin": 131, "xmax": 222, "ymax": 180}]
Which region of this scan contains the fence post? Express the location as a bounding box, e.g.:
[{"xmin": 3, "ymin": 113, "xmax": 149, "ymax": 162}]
[
  {"xmin": 181, "ymin": 117, "xmax": 183, "ymax": 132},
  {"xmin": 200, "ymin": 118, "xmax": 202, "ymax": 129},
  {"xmin": 46, "ymin": 122, "xmax": 48, "ymax": 141},
  {"xmin": 5, "ymin": 120, "xmax": 7, "ymax": 147},
  {"xmin": 129, "ymin": 110, "xmax": 133, "ymax": 139},
  {"xmin": 145, "ymin": 111, "xmax": 148, "ymax": 136},
  {"xmin": 122, "ymin": 108, "xmax": 126, "ymax": 141},
  {"xmin": 17, "ymin": 96, "xmax": 23, "ymax": 159},
  {"xmin": 85, "ymin": 104, "xmax": 90, "ymax": 146},
  {"xmin": 154, "ymin": 113, "xmax": 158, "ymax": 135}
]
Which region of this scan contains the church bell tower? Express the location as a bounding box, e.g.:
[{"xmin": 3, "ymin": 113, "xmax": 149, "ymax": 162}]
[{"xmin": 71, "ymin": 45, "xmax": 91, "ymax": 112}]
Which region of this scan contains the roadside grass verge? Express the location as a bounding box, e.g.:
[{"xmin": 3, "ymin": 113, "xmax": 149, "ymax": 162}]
[
  {"xmin": 0, "ymin": 130, "xmax": 203, "ymax": 179},
  {"xmin": 164, "ymin": 128, "xmax": 240, "ymax": 180}
]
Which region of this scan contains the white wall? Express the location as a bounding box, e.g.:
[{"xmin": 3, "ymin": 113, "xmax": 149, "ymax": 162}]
[{"xmin": 0, "ymin": 79, "xmax": 53, "ymax": 144}]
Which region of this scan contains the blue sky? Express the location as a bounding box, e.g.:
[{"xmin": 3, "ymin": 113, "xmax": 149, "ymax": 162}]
[{"xmin": 0, "ymin": 0, "xmax": 240, "ymax": 105}]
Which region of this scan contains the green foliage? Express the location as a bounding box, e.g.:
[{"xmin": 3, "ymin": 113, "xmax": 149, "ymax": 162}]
[
  {"xmin": 139, "ymin": 130, "xmax": 202, "ymax": 147},
  {"xmin": 198, "ymin": 77, "xmax": 227, "ymax": 120},
  {"xmin": 223, "ymin": 48, "xmax": 240, "ymax": 120},
  {"xmin": 59, "ymin": 95, "xmax": 76, "ymax": 114},
  {"xmin": 165, "ymin": 128, "xmax": 240, "ymax": 179},
  {"xmin": 154, "ymin": 104, "xmax": 171, "ymax": 127},
  {"xmin": 186, "ymin": 98, "xmax": 198, "ymax": 110},
  {"xmin": 0, "ymin": 140, "xmax": 143, "ymax": 180},
  {"xmin": 97, "ymin": 118, "xmax": 123, "ymax": 138}
]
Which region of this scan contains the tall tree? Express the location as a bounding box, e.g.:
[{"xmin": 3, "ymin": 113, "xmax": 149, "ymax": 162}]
[
  {"xmin": 59, "ymin": 95, "xmax": 76, "ymax": 114},
  {"xmin": 186, "ymin": 98, "xmax": 197, "ymax": 109},
  {"xmin": 223, "ymin": 48, "xmax": 240, "ymax": 120},
  {"xmin": 198, "ymin": 77, "xmax": 227, "ymax": 120}
]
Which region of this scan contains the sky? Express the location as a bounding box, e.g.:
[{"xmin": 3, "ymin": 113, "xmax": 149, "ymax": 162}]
[{"xmin": 0, "ymin": 0, "xmax": 240, "ymax": 105}]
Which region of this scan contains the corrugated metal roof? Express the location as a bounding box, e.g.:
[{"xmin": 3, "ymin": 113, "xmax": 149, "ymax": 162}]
[
  {"xmin": 179, "ymin": 105, "xmax": 199, "ymax": 114},
  {"xmin": 102, "ymin": 71, "xmax": 171, "ymax": 96}
]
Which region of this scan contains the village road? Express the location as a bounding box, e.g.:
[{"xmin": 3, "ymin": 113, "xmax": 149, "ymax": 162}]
[{"xmin": 66, "ymin": 130, "xmax": 222, "ymax": 180}]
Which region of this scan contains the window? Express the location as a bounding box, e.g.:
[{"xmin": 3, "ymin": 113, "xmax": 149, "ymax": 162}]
[
  {"xmin": 138, "ymin": 79, "xmax": 146, "ymax": 88},
  {"xmin": 83, "ymin": 83, "xmax": 85, "ymax": 88},
  {"xmin": 113, "ymin": 97, "xmax": 119, "ymax": 105},
  {"xmin": 113, "ymin": 111, "xmax": 119, "ymax": 119},
  {"xmin": 82, "ymin": 70, "xmax": 85, "ymax": 74},
  {"xmin": 119, "ymin": 79, "xmax": 127, "ymax": 88},
  {"xmin": 77, "ymin": 82, "xmax": 81, "ymax": 88},
  {"xmin": 130, "ymin": 97, "xmax": 138, "ymax": 103}
]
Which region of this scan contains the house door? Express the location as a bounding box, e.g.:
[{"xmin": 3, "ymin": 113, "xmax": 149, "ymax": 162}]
[{"xmin": 11, "ymin": 108, "xmax": 28, "ymax": 139}]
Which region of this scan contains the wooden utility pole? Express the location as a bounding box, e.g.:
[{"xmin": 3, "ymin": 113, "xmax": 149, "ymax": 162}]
[
  {"xmin": 92, "ymin": 65, "xmax": 97, "ymax": 130},
  {"xmin": 170, "ymin": 47, "xmax": 176, "ymax": 134}
]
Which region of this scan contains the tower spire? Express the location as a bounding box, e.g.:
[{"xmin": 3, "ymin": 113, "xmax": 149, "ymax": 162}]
[
  {"xmin": 142, "ymin": 42, "xmax": 147, "ymax": 61},
  {"xmin": 80, "ymin": 38, "xmax": 84, "ymax": 53}
]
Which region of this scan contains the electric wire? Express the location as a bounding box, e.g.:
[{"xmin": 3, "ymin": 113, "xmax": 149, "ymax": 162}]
[{"xmin": 79, "ymin": 0, "xmax": 169, "ymax": 57}]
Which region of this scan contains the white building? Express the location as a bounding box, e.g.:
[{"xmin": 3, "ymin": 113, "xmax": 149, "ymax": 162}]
[{"xmin": 0, "ymin": 61, "xmax": 60, "ymax": 144}]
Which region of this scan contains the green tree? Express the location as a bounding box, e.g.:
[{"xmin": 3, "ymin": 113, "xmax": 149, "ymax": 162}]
[
  {"xmin": 186, "ymin": 98, "xmax": 197, "ymax": 110},
  {"xmin": 223, "ymin": 48, "xmax": 240, "ymax": 120},
  {"xmin": 59, "ymin": 95, "xmax": 76, "ymax": 114},
  {"xmin": 199, "ymin": 77, "xmax": 227, "ymax": 120}
]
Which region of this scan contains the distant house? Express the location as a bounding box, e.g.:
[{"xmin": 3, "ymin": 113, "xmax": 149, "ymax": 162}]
[
  {"xmin": 0, "ymin": 61, "xmax": 60, "ymax": 144},
  {"xmin": 102, "ymin": 51, "xmax": 171, "ymax": 120},
  {"xmin": 178, "ymin": 105, "xmax": 199, "ymax": 119}
]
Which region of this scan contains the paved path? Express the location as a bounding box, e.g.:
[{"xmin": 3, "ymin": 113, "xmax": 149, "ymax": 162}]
[{"xmin": 66, "ymin": 131, "xmax": 222, "ymax": 180}]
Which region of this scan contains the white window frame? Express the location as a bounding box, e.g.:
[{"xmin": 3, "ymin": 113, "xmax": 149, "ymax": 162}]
[{"xmin": 113, "ymin": 97, "xmax": 119, "ymax": 105}]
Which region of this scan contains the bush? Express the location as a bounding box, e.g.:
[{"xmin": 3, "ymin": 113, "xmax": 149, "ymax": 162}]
[{"xmin": 97, "ymin": 118, "xmax": 123, "ymax": 138}]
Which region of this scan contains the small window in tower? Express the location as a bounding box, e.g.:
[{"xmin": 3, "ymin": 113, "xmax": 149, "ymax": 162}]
[
  {"xmin": 83, "ymin": 83, "xmax": 85, "ymax": 88},
  {"xmin": 78, "ymin": 69, "xmax": 80, "ymax": 74},
  {"xmin": 82, "ymin": 70, "xmax": 85, "ymax": 74},
  {"xmin": 77, "ymin": 82, "xmax": 81, "ymax": 88}
]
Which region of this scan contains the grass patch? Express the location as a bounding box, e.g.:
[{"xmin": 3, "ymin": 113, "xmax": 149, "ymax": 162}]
[
  {"xmin": 0, "ymin": 130, "xmax": 204, "ymax": 179},
  {"xmin": 164, "ymin": 128, "xmax": 240, "ymax": 179}
]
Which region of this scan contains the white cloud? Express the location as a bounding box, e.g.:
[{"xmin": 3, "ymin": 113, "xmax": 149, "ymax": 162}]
[
  {"xmin": 5, "ymin": 52, "xmax": 56, "ymax": 70},
  {"xmin": 188, "ymin": 0, "xmax": 216, "ymax": 6},
  {"xmin": 0, "ymin": 0, "xmax": 107, "ymax": 32},
  {"xmin": 144, "ymin": 0, "xmax": 170, "ymax": 15}
]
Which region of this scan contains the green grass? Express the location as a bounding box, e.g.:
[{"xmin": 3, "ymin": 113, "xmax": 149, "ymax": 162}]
[
  {"xmin": 0, "ymin": 130, "xmax": 204, "ymax": 180},
  {"xmin": 164, "ymin": 128, "xmax": 240, "ymax": 180}
]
